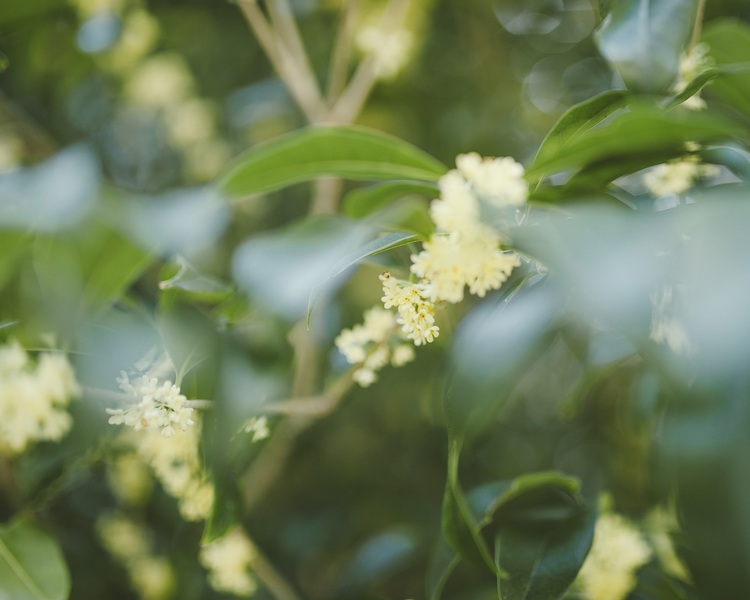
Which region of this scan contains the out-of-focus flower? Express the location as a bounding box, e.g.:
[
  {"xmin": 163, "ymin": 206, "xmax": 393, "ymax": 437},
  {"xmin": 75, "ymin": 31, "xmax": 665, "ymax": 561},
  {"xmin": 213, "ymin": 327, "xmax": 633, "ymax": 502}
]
[
  {"xmin": 576, "ymin": 512, "xmax": 652, "ymax": 600},
  {"xmin": 200, "ymin": 527, "xmax": 258, "ymax": 597},
  {"xmin": 131, "ymin": 417, "xmax": 214, "ymax": 521},
  {"xmin": 672, "ymin": 43, "xmax": 713, "ymax": 110},
  {"xmin": 643, "ymin": 155, "xmax": 719, "ymax": 197},
  {"xmin": 96, "ymin": 513, "xmax": 175, "ymax": 600},
  {"xmin": 124, "ymin": 53, "xmax": 193, "ymax": 107},
  {"xmin": 0, "ymin": 341, "xmax": 79, "ymax": 456},
  {"xmin": 356, "ymin": 27, "xmax": 415, "ymax": 80}
]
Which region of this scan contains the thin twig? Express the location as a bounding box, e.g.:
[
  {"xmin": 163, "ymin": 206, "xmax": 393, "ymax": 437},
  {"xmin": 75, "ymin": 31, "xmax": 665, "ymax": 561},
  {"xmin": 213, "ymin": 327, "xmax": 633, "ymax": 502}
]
[
  {"xmin": 250, "ymin": 537, "xmax": 303, "ymax": 600},
  {"xmin": 237, "ymin": 0, "xmax": 325, "ymax": 121},
  {"xmin": 241, "ymin": 372, "xmax": 355, "ymax": 511},
  {"xmin": 326, "ymin": 0, "xmax": 360, "ymax": 101},
  {"xmin": 267, "ymin": 0, "xmax": 326, "ymax": 109},
  {"xmin": 327, "ymin": 0, "xmax": 409, "ymax": 123},
  {"xmin": 690, "ymin": 0, "xmax": 707, "ymax": 50}
]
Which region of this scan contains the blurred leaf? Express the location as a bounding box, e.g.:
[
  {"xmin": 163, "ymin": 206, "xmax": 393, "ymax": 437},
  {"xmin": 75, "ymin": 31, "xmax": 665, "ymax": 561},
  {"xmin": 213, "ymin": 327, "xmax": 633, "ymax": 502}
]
[
  {"xmin": 442, "ymin": 438, "xmax": 496, "ymax": 572},
  {"xmin": 219, "ymin": 125, "xmax": 447, "ymax": 197},
  {"xmin": 594, "ymin": 0, "xmax": 698, "ymax": 93},
  {"xmin": 527, "ymin": 103, "xmax": 746, "ymax": 185},
  {"xmin": 118, "ymin": 187, "xmax": 230, "ymax": 257},
  {"xmin": 531, "ymin": 89, "xmax": 630, "ymax": 183},
  {"xmin": 306, "ymin": 231, "xmax": 420, "ymax": 328},
  {"xmin": 81, "ymin": 229, "xmax": 153, "ymax": 311},
  {"xmin": 335, "ymin": 529, "xmax": 417, "ymax": 592},
  {"xmin": 0, "ymin": 231, "xmax": 30, "ymax": 291},
  {"xmin": 0, "ymin": 145, "xmax": 98, "ymax": 232},
  {"xmin": 159, "ymin": 256, "xmax": 234, "ymax": 304},
  {"xmin": 702, "ymin": 20, "xmax": 750, "ymax": 120},
  {"xmin": 0, "ymin": 517, "xmax": 70, "ymax": 600},
  {"xmin": 664, "ymin": 67, "xmax": 720, "ymax": 109},
  {"xmin": 343, "ymin": 181, "xmax": 438, "ymax": 218},
  {"xmin": 202, "ymin": 479, "xmax": 241, "ymax": 544},
  {"xmin": 233, "ymin": 215, "xmax": 374, "ymax": 321},
  {"xmin": 445, "ymin": 281, "xmax": 561, "ymax": 439}
]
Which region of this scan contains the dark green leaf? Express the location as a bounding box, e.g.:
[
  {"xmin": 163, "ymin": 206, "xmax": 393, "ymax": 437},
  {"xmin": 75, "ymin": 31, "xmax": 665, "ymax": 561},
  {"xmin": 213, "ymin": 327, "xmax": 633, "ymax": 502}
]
[
  {"xmin": 219, "ymin": 125, "xmax": 447, "ymax": 197},
  {"xmin": 495, "ymin": 506, "xmax": 597, "ymax": 600},
  {"xmin": 0, "ymin": 518, "xmax": 70, "ymax": 600},
  {"xmin": 441, "ymin": 438, "xmax": 496, "ymax": 572},
  {"xmin": 306, "ymin": 231, "xmax": 420, "ymax": 328},
  {"xmin": 343, "ymin": 181, "xmax": 438, "ymax": 218},
  {"xmin": 594, "ymin": 0, "xmax": 698, "ymax": 93},
  {"xmin": 531, "ymin": 90, "xmax": 630, "ymax": 182}
]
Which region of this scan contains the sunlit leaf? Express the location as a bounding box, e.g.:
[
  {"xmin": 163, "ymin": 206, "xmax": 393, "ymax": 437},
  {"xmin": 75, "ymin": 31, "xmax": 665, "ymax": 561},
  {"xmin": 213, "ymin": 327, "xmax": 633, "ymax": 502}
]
[
  {"xmin": 527, "ymin": 103, "xmax": 746, "ymax": 184},
  {"xmin": 219, "ymin": 125, "xmax": 447, "ymax": 197},
  {"xmin": 531, "ymin": 89, "xmax": 630, "ymax": 183},
  {"xmin": 594, "ymin": 0, "xmax": 698, "ymax": 93},
  {"xmin": 0, "ymin": 518, "xmax": 70, "ymax": 600}
]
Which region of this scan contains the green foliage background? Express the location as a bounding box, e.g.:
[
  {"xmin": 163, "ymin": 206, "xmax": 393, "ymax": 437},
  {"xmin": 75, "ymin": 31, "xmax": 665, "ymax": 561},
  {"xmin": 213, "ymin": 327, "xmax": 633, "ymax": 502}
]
[{"xmin": 1, "ymin": 0, "xmax": 750, "ymax": 599}]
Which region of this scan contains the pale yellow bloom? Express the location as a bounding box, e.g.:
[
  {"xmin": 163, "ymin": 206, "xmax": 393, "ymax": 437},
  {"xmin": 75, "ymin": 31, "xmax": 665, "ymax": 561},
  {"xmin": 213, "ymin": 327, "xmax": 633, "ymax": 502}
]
[
  {"xmin": 200, "ymin": 527, "xmax": 258, "ymax": 597},
  {"xmin": 643, "ymin": 155, "xmax": 719, "ymax": 197},
  {"xmin": 0, "ymin": 341, "xmax": 79, "ymax": 456},
  {"xmin": 577, "ymin": 513, "xmax": 652, "ymax": 600}
]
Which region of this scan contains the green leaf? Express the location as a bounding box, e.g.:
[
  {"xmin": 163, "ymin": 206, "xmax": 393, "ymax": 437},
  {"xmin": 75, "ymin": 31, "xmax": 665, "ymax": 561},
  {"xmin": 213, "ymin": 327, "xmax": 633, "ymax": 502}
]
[
  {"xmin": 445, "ymin": 281, "xmax": 560, "ymax": 439},
  {"xmin": 0, "ymin": 231, "xmax": 30, "ymax": 291},
  {"xmin": 219, "ymin": 125, "xmax": 447, "ymax": 197},
  {"xmin": 495, "ymin": 506, "xmax": 597, "ymax": 600},
  {"xmin": 527, "ymin": 103, "xmax": 746, "ymax": 185},
  {"xmin": 159, "ymin": 256, "xmax": 234, "ymax": 304},
  {"xmin": 426, "ymin": 537, "xmax": 462, "ymax": 600},
  {"xmin": 306, "ymin": 231, "xmax": 420, "ymax": 328},
  {"xmin": 232, "ymin": 216, "xmax": 374, "ymax": 321},
  {"xmin": 531, "ymin": 89, "xmax": 630, "ymax": 183},
  {"xmin": 81, "ymin": 228, "xmax": 153, "ymax": 311},
  {"xmin": 343, "ymin": 181, "xmax": 438, "ymax": 218},
  {"xmin": 0, "ymin": 517, "xmax": 70, "ymax": 600},
  {"xmin": 702, "ymin": 20, "xmax": 750, "ymax": 120},
  {"xmin": 441, "ymin": 438, "xmax": 496, "ymax": 572},
  {"xmin": 594, "ymin": 0, "xmax": 698, "ymax": 93}
]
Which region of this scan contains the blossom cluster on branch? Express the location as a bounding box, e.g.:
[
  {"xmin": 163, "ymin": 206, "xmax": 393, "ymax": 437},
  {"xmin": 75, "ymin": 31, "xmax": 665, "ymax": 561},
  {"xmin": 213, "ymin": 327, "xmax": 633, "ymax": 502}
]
[{"xmin": 338, "ymin": 152, "xmax": 528, "ymax": 386}]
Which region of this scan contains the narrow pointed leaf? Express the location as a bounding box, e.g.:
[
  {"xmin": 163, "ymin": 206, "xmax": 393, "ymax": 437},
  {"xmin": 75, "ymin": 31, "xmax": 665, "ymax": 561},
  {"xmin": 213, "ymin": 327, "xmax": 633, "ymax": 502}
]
[
  {"xmin": 219, "ymin": 125, "xmax": 447, "ymax": 197},
  {"xmin": 531, "ymin": 90, "xmax": 630, "ymax": 183}
]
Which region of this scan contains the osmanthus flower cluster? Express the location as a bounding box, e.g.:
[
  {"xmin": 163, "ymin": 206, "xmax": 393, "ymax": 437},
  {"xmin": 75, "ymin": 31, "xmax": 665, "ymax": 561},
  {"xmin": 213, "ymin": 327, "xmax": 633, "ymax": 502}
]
[
  {"xmin": 199, "ymin": 527, "xmax": 259, "ymax": 597},
  {"xmin": 96, "ymin": 512, "xmax": 175, "ymax": 600},
  {"xmin": 337, "ymin": 153, "xmax": 528, "ymax": 386},
  {"xmin": 335, "ymin": 306, "xmax": 415, "ymax": 387},
  {"xmin": 0, "ymin": 340, "xmax": 79, "ymax": 456},
  {"xmin": 107, "ymin": 371, "xmax": 195, "ymax": 437},
  {"xmin": 643, "ymin": 153, "xmax": 720, "ymax": 197}
]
